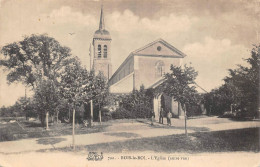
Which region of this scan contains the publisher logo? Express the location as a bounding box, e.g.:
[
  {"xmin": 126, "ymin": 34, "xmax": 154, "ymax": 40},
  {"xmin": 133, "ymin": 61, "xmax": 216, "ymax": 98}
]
[{"xmin": 87, "ymin": 152, "xmax": 103, "ymax": 161}]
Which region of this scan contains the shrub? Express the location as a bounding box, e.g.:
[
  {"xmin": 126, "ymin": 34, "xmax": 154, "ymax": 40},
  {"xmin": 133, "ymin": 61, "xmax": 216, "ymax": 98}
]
[
  {"xmin": 111, "ymin": 108, "xmax": 133, "ymax": 119},
  {"xmin": 186, "ymin": 104, "xmax": 203, "ymax": 117},
  {"xmin": 111, "ymin": 105, "xmax": 152, "ymax": 119},
  {"xmin": 132, "ymin": 104, "xmax": 152, "ymax": 118},
  {"xmin": 101, "ymin": 108, "xmax": 112, "ymax": 122}
]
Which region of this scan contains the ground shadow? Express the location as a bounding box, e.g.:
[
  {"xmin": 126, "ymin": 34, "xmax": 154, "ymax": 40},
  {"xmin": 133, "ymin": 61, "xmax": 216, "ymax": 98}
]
[
  {"xmin": 227, "ymin": 117, "xmax": 255, "ymax": 122},
  {"xmin": 23, "ymin": 121, "xmax": 43, "ymax": 128},
  {"xmin": 104, "ymin": 132, "xmax": 141, "ymax": 138},
  {"xmin": 152, "ymin": 124, "xmax": 210, "ymax": 132},
  {"xmin": 36, "ymin": 137, "xmax": 67, "ymax": 146},
  {"xmin": 82, "ymin": 128, "xmax": 259, "ymax": 153},
  {"xmin": 136, "ymin": 119, "xmax": 210, "ymax": 132},
  {"xmin": 188, "ymin": 115, "xmax": 216, "ymax": 119}
]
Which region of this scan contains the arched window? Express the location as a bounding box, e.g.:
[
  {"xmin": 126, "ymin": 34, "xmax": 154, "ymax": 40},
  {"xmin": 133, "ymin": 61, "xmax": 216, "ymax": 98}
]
[
  {"xmin": 155, "ymin": 61, "xmax": 165, "ymax": 77},
  {"xmin": 98, "ymin": 45, "xmax": 101, "ymax": 58},
  {"xmin": 104, "ymin": 45, "xmax": 107, "ymax": 58}
]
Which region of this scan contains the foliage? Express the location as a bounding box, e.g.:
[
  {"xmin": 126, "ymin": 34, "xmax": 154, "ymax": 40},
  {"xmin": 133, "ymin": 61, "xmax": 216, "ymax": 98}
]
[
  {"xmin": 115, "ymin": 85, "xmax": 153, "ymax": 119},
  {"xmin": 132, "ymin": 104, "xmax": 153, "ymax": 118},
  {"xmin": 59, "ymin": 59, "xmax": 109, "ymax": 123},
  {"xmin": 186, "ymin": 103, "xmax": 203, "ymax": 117},
  {"xmin": 0, "ymin": 104, "xmax": 21, "ymax": 117},
  {"xmin": 203, "ymin": 84, "xmax": 235, "ymax": 115},
  {"xmin": 100, "ymin": 108, "xmax": 112, "ymax": 122},
  {"xmin": 0, "ymin": 34, "xmax": 72, "ymax": 88},
  {"xmin": 59, "ymin": 58, "xmax": 92, "ymax": 105},
  {"xmin": 0, "ymin": 34, "xmax": 76, "ymax": 126},
  {"xmin": 0, "ymin": 34, "xmax": 110, "ymax": 126},
  {"xmin": 225, "ymin": 45, "xmax": 259, "ymax": 117},
  {"xmin": 160, "ymin": 65, "xmax": 199, "ymax": 111},
  {"xmin": 93, "ymin": 73, "xmax": 109, "ymax": 106},
  {"xmin": 204, "ymin": 44, "xmax": 260, "ymax": 118},
  {"xmin": 111, "ymin": 108, "xmax": 133, "ymax": 119},
  {"xmin": 33, "ymin": 79, "xmax": 60, "ymax": 125},
  {"xmin": 21, "ymin": 97, "xmax": 38, "ymax": 119},
  {"xmin": 111, "ymin": 106, "xmax": 152, "ymax": 119},
  {"xmin": 121, "ymin": 86, "xmax": 153, "ymax": 111},
  {"xmin": 92, "ymin": 72, "xmax": 110, "ymax": 120},
  {"xmin": 0, "ymin": 97, "xmax": 35, "ymax": 118},
  {"xmin": 55, "ymin": 99, "xmax": 71, "ymax": 122}
]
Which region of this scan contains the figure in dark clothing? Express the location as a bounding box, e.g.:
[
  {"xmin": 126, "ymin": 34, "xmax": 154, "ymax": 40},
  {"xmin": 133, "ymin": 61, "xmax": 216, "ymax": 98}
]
[
  {"xmin": 151, "ymin": 110, "xmax": 155, "ymax": 125},
  {"xmin": 159, "ymin": 108, "xmax": 164, "ymax": 124}
]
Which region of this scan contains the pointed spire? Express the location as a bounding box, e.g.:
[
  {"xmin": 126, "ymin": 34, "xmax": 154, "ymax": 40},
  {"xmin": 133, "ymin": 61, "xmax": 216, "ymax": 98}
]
[{"xmin": 99, "ymin": 5, "xmax": 105, "ymax": 30}]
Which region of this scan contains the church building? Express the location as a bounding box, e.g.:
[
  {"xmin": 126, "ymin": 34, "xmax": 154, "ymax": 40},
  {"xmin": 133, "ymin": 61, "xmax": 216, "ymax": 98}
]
[{"xmin": 91, "ymin": 6, "xmax": 187, "ymax": 119}]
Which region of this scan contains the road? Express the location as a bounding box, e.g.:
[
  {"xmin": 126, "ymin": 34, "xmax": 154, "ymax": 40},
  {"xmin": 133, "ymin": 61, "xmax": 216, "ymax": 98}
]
[{"xmin": 0, "ymin": 117, "xmax": 259, "ymax": 167}]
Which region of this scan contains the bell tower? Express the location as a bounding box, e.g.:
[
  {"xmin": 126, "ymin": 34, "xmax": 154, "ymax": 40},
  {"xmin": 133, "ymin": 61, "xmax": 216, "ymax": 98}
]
[{"xmin": 92, "ymin": 5, "xmax": 112, "ymax": 80}]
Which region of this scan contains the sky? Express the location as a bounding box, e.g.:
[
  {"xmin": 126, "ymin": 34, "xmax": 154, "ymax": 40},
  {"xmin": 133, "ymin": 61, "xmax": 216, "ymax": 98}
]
[{"xmin": 0, "ymin": 0, "xmax": 259, "ymax": 107}]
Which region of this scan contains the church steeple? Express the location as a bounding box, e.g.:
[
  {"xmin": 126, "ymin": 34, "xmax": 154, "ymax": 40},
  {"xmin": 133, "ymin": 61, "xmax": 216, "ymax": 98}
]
[
  {"xmin": 93, "ymin": 5, "xmax": 111, "ymax": 40},
  {"xmin": 99, "ymin": 5, "xmax": 105, "ymax": 30},
  {"xmin": 92, "ymin": 5, "xmax": 112, "ymax": 80}
]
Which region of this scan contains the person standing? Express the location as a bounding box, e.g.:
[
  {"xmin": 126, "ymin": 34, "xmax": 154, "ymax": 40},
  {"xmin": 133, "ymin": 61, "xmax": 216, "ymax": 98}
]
[
  {"xmin": 151, "ymin": 110, "xmax": 155, "ymax": 125},
  {"xmin": 159, "ymin": 108, "xmax": 164, "ymax": 124},
  {"xmin": 167, "ymin": 111, "xmax": 172, "ymax": 126}
]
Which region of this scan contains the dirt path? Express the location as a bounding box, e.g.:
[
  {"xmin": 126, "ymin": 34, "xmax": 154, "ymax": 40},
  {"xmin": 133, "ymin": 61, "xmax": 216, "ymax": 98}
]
[{"xmin": 0, "ymin": 117, "xmax": 259, "ymax": 154}]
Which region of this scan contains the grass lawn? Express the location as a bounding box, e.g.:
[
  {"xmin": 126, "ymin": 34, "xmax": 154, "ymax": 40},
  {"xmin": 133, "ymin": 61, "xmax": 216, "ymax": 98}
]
[
  {"xmin": 51, "ymin": 128, "xmax": 259, "ymax": 153},
  {"xmin": 0, "ymin": 118, "xmax": 151, "ymax": 142},
  {"xmin": 0, "ymin": 119, "xmax": 108, "ymax": 142}
]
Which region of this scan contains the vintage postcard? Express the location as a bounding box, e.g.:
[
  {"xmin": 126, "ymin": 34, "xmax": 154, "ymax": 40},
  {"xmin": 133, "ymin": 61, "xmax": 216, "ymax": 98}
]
[{"xmin": 0, "ymin": 0, "xmax": 259, "ymax": 166}]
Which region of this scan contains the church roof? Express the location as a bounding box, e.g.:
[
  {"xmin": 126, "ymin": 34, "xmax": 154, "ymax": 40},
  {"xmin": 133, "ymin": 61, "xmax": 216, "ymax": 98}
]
[
  {"xmin": 132, "ymin": 38, "xmax": 187, "ymax": 57},
  {"xmin": 93, "ymin": 6, "xmax": 111, "ymax": 40}
]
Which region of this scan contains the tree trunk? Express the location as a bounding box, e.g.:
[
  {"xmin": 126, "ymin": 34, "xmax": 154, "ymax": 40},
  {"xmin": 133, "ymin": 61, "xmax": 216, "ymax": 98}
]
[
  {"xmin": 51, "ymin": 115, "xmax": 54, "ymax": 123},
  {"xmin": 46, "ymin": 112, "xmax": 49, "ymax": 130},
  {"xmin": 68, "ymin": 107, "xmax": 71, "ymax": 122},
  {"xmin": 89, "ymin": 100, "xmax": 93, "ymax": 127},
  {"xmin": 184, "ymin": 104, "xmax": 188, "ymax": 137},
  {"xmin": 56, "ymin": 110, "xmax": 59, "ymax": 123},
  {"xmin": 72, "ymin": 107, "xmax": 75, "ymax": 150},
  {"xmin": 99, "ymin": 104, "xmax": 102, "ymax": 125},
  {"xmin": 40, "ymin": 113, "xmax": 45, "ymax": 127}
]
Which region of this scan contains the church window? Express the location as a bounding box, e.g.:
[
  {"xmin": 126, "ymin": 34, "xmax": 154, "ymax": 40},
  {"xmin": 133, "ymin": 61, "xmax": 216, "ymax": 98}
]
[
  {"xmin": 98, "ymin": 45, "xmax": 101, "ymax": 58},
  {"xmin": 157, "ymin": 46, "xmax": 162, "ymax": 51},
  {"xmin": 104, "ymin": 45, "xmax": 107, "ymax": 58},
  {"xmin": 155, "ymin": 61, "xmax": 165, "ymax": 77}
]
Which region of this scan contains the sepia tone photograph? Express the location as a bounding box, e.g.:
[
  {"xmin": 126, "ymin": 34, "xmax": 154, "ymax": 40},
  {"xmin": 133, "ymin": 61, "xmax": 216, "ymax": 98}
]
[{"xmin": 0, "ymin": 0, "xmax": 259, "ymax": 166}]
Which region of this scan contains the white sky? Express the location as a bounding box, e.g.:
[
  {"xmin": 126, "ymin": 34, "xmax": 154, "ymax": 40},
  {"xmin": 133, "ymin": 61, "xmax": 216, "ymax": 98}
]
[{"xmin": 0, "ymin": 0, "xmax": 259, "ymax": 107}]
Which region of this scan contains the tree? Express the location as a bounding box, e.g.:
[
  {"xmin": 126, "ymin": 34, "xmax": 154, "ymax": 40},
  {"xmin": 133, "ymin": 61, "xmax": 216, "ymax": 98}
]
[
  {"xmin": 0, "ymin": 34, "xmax": 74, "ymax": 128},
  {"xmin": 161, "ymin": 65, "xmax": 199, "ymax": 136},
  {"xmin": 204, "ymin": 45, "xmax": 260, "ymax": 118},
  {"xmin": 59, "ymin": 59, "xmax": 108, "ymax": 150},
  {"xmin": 55, "ymin": 98, "xmax": 71, "ymax": 123},
  {"xmin": 59, "ymin": 58, "xmax": 88, "ymax": 150},
  {"xmin": 224, "ymin": 44, "xmax": 260, "ymax": 117},
  {"xmin": 204, "ymin": 84, "xmax": 237, "ymax": 116},
  {"xmin": 33, "ymin": 79, "xmax": 59, "ymax": 128},
  {"xmin": 92, "ymin": 72, "xmax": 109, "ymax": 124},
  {"xmin": 15, "ymin": 96, "xmax": 37, "ymax": 120}
]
